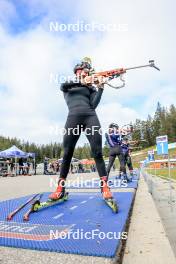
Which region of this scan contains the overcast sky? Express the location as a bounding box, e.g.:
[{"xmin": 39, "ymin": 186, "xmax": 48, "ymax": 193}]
[{"xmin": 0, "ymin": 0, "xmax": 175, "ymax": 145}]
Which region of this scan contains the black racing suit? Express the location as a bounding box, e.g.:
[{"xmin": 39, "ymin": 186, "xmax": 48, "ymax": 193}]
[
  {"xmin": 121, "ymin": 143, "xmax": 133, "ymax": 172},
  {"xmin": 60, "ymin": 82, "xmax": 107, "ymax": 179}
]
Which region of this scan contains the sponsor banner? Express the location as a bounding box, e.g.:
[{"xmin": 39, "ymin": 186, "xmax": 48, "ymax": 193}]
[{"xmin": 0, "ymin": 221, "xmax": 73, "ymax": 241}]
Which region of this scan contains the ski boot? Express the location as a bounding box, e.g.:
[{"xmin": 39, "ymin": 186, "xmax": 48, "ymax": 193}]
[
  {"xmin": 115, "ymin": 173, "xmax": 121, "ymax": 180},
  {"xmin": 49, "ymin": 178, "xmax": 66, "ymax": 200},
  {"xmin": 123, "ymin": 173, "xmax": 132, "ymax": 182},
  {"xmin": 100, "ymin": 176, "xmax": 118, "ymax": 213}
]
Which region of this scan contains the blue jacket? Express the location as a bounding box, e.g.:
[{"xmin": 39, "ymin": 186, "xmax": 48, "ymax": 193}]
[{"xmin": 105, "ymin": 132, "xmax": 122, "ymax": 147}]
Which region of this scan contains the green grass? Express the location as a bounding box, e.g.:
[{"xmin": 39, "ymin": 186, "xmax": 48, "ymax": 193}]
[
  {"xmin": 131, "ymin": 145, "xmax": 176, "ymax": 166},
  {"xmin": 145, "ymin": 168, "xmax": 176, "ymax": 180},
  {"xmin": 104, "ymin": 145, "xmax": 176, "ymax": 172}
]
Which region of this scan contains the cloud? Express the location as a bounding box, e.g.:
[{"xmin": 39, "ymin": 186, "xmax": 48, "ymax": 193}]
[
  {"xmin": 0, "ymin": 25, "xmax": 69, "ymax": 143},
  {"xmin": 0, "ymin": 0, "xmax": 18, "ymax": 29},
  {"xmin": 97, "ymin": 102, "xmax": 141, "ymax": 129},
  {"xmin": 0, "ymin": 0, "xmax": 175, "ymax": 145}
]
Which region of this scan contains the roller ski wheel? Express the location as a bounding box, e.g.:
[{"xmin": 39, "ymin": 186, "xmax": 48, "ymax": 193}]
[
  {"xmin": 23, "ymin": 192, "xmax": 69, "ymax": 221},
  {"xmin": 104, "ymin": 198, "xmax": 118, "ymax": 213}
]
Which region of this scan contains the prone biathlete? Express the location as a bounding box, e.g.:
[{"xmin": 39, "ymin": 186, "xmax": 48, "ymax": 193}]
[
  {"xmin": 49, "ymin": 57, "xmax": 115, "ymax": 202},
  {"xmin": 105, "ymin": 123, "xmax": 129, "ymax": 181}
]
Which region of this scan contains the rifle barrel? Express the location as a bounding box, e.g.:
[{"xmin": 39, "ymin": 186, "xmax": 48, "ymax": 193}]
[
  {"xmin": 125, "ymin": 64, "xmax": 152, "ymax": 71},
  {"xmin": 125, "ymin": 60, "xmax": 160, "ymax": 71}
]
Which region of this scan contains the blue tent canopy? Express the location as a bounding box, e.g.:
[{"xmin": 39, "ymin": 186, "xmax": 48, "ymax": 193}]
[{"xmin": 0, "ymin": 145, "xmax": 28, "ymax": 158}]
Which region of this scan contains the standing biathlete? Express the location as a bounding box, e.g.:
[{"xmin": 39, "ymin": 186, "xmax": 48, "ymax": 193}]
[
  {"xmin": 121, "ymin": 137, "xmax": 133, "ymax": 177},
  {"xmin": 49, "ymin": 57, "xmax": 117, "ymax": 208},
  {"xmin": 105, "ymin": 123, "xmax": 129, "ymax": 181}
]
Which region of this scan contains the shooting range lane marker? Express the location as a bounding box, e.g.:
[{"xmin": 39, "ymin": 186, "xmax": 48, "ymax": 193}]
[
  {"xmin": 69, "ymin": 205, "xmax": 78, "ymax": 210},
  {"xmin": 53, "ymin": 196, "xmax": 94, "ymax": 219},
  {"xmin": 80, "ymin": 200, "xmax": 87, "ymax": 204},
  {"xmin": 53, "ymin": 213, "xmax": 64, "ymax": 219}
]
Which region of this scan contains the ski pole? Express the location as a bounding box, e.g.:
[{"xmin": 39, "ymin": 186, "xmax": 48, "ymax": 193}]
[
  {"xmin": 23, "ymin": 193, "xmax": 43, "ymax": 221},
  {"xmin": 7, "ymin": 193, "xmax": 41, "ymax": 220}
]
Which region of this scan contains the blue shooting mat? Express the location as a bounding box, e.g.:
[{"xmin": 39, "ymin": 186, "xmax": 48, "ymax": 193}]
[
  {"xmin": 0, "ymin": 191, "xmax": 135, "ymax": 258},
  {"xmin": 66, "ymin": 174, "xmax": 139, "ymax": 189}
]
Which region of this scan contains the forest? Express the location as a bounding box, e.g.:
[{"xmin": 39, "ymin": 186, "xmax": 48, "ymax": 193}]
[{"xmin": 0, "ymin": 103, "xmax": 176, "ymax": 162}]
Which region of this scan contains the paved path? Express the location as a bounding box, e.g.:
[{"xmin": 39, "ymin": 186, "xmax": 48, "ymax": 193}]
[{"xmin": 145, "ymin": 174, "xmax": 176, "ymax": 257}]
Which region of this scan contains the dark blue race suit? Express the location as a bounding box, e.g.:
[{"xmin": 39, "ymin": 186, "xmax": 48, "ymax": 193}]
[{"xmin": 105, "ymin": 132, "xmax": 126, "ymax": 176}]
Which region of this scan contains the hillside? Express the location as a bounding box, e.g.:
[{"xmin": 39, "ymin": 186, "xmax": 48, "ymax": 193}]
[
  {"xmin": 131, "ymin": 146, "xmax": 176, "ymax": 166},
  {"xmin": 131, "ymin": 146, "xmax": 176, "ymax": 180}
]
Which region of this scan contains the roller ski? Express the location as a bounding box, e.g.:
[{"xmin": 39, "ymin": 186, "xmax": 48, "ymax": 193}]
[
  {"xmin": 23, "ymin": 190, "xmax": 68, "ymax": 221},
  {"xmin": 101, "ymin": 177, "xmax": 118, "ymax": 213}
]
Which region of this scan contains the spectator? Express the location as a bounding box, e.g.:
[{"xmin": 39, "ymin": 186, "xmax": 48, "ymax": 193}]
[
  {"xmin": 19, "ymin": 158, "xmax": 24, "ymax": 175},
  {"xmin": 9, "ymin": 159, "xmax": 15, "ymax": 174},
  {"xmin": 56, "ymin": 162, "xmax": 60, "ymax": 173},
  {"xmin": 44, "ymin": 157, "xmax": 49, "ymax": 174},
  {"xmin": 70, "ymin": 163, "xmax": 74, "ymax": 173},
  {"xmin": 78, "ymin": 163, "xmax": 84, "ymax": 173},
  {"xmin": 26, "ymin": 161, "xmax": 30, "ymax": 174}
]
